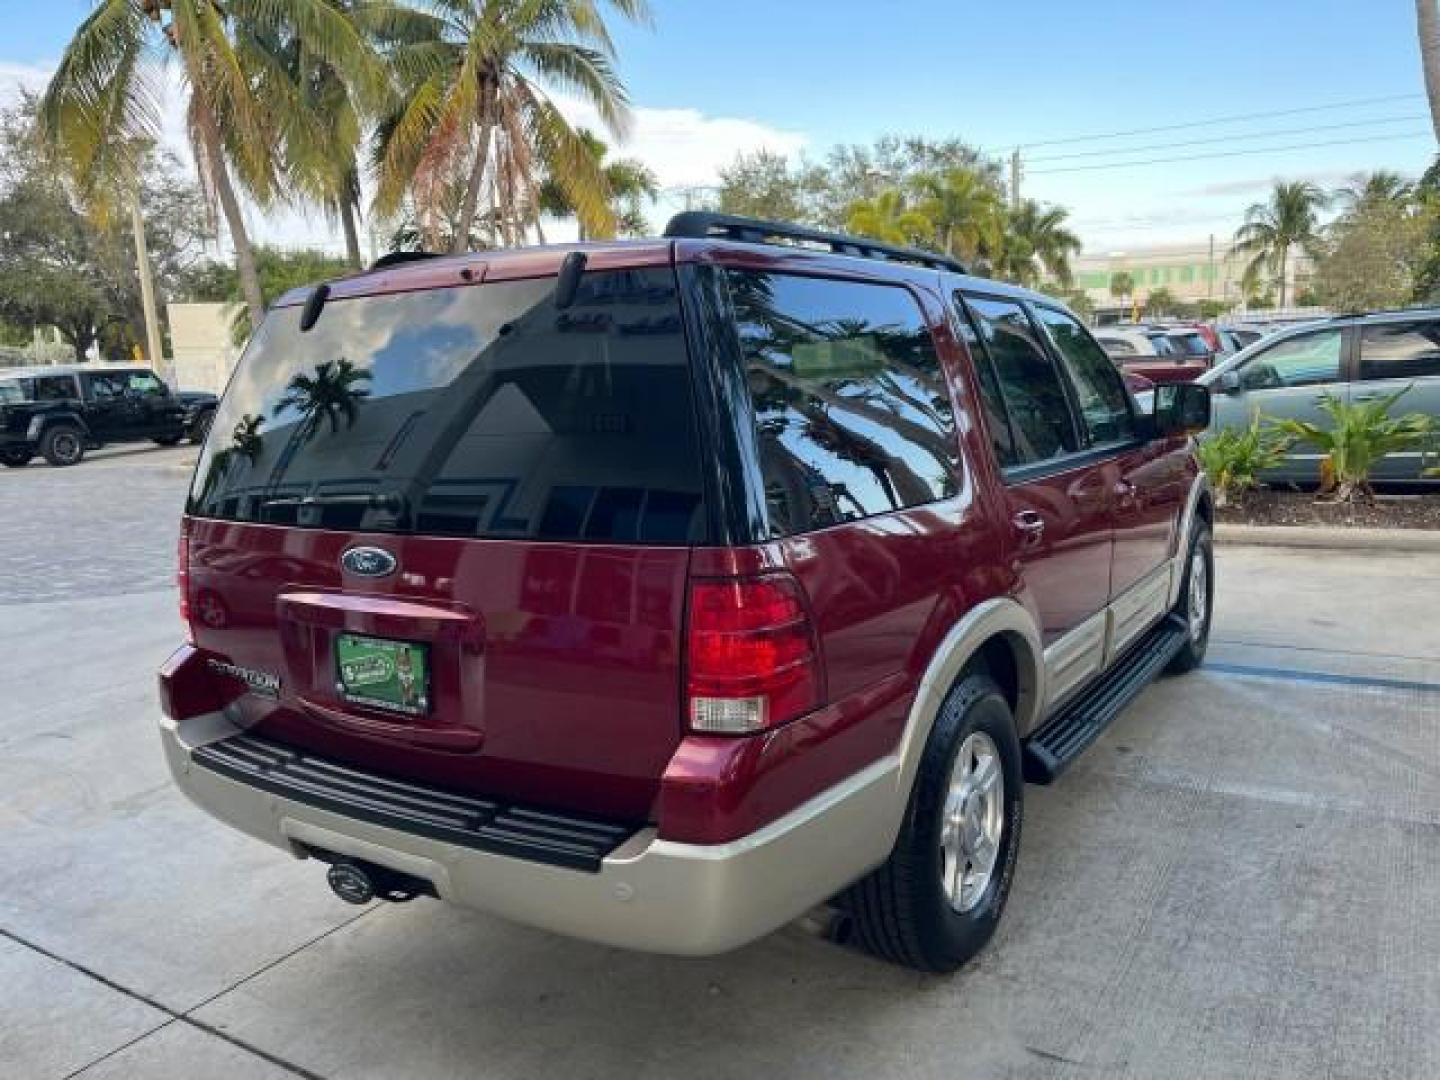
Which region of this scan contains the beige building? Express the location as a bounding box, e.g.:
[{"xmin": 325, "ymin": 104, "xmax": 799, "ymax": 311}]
[
  {"xmin": 167, "ymin": 302, "xmax": 242, "ymax": 393},
  {"xmin": 1070, "ymin": 241, "xmax": 1314, "ymax": 313}
]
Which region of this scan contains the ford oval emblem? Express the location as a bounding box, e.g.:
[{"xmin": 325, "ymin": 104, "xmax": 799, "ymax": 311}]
[{"xmin": 341, "ymin": 546, "xmax": 397, "ymax": 578}]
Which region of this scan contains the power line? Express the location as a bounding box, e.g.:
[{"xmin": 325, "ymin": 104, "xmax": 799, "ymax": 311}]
[
  {"xmin": 1026, "ymin": 114, "xmax": 1427, "ymax": 164},
  {"xmin": 993, "ymin": 93, "xmax": 1424, "ymax": 152},
  {"xmin": 1027, "ymin": 131, "xmax": 1433, "ymax": 176}
]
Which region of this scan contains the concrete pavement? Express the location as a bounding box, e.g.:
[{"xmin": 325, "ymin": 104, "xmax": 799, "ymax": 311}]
[{"xmin": 2, "ymin": 450, "xmax": 1438, "ymax": 1079}]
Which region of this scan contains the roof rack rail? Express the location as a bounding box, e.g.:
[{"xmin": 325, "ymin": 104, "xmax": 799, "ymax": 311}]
[
  {"xmin": 663, "ymin": 211, "xmax": 967, "ymax": 275},
  {"xmin": 370, "ymin": 250, "xmax": 443, "ymax": 271}
]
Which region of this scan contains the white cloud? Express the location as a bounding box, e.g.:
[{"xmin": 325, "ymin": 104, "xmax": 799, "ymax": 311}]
[
  {"xmin": 0, "ymin": 60, "xmax": 53, "ymax": 105},
  {"xmin": 554, "ymin": 93, "xmax": 807, "ymax": 193}
]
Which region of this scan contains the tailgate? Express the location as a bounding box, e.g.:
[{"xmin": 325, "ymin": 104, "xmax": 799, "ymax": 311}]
[{"xmin": 183, "ymin": 258, "xmax": 708, "ymax": 821}]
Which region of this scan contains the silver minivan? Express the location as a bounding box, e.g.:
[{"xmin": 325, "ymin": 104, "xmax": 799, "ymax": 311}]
[{"xmin": 1200, "ymin": 311, "xmax": 1440, "ymax": 483}]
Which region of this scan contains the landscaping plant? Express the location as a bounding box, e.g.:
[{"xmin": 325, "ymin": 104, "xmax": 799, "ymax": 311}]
[
  {"xmin": 1195, "ymin": 412, "xmax": 1291, "ymax": 508},
  {"xmin": 1270, "ymin": 387, "xmax": 1438, "ymax": 503}
]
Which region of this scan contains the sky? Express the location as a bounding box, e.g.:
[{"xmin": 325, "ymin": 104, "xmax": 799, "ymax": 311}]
[{"xmin": 1, "ymin": 0, "xmax": 1435, "ymax": 258}]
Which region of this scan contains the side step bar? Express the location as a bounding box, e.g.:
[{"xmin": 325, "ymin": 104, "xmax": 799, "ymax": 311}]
[{"xmin": 1022, "ymin": 614, "xmax": 1189, "ymax": 784}]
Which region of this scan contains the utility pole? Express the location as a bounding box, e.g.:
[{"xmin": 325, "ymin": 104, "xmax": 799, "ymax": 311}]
[
  {"xmin": 1009, "ymin": 148, "xmax": 1022, "ymax": 209},
  {"xmin": 1207, "ymin": 234, "xmax": 1216, "ymax": 302},
  {"xmin": 131, "ymin": 198, "xmax": 165, "ymax": 375}
]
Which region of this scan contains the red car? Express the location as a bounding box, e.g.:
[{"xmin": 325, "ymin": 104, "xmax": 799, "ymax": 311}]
[{"xmin": 159, "ymin": 213, "xmax": 1215, "ymax": 973}]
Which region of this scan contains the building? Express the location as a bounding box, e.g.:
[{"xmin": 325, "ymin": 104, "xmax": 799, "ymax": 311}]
[
  {"xmin": 1069, "ymin": 240, "xmax": 1314, "ymax": 318},
  {"xmin": 167, "ymin": 302, "xmax": 242, "ymax": 393}
]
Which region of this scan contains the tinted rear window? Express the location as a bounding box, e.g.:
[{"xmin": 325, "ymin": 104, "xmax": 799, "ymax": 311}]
[{"xmin": 189, "ymin": 267, "xmax": 709, "ymax": 544}]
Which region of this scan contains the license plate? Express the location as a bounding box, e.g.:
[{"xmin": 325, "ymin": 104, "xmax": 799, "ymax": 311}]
[{"xmin": 335, "ymin": 634, "xmax": 430, "ymax": 716}]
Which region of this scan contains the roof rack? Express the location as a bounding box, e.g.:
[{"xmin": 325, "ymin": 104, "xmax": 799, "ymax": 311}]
[
  {"xmin": 663, "ymin": 211, "xmax": 967, "ymax": 275},
  {"xmin": 370, "ymin": 250, "xmax": 443, "ymax": 271}
]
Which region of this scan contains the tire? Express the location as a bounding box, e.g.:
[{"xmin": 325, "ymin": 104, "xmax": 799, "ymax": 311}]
[
  {"xmin": 1166, "ymin": 522, "xmax": 1213, "ymax": 674},
  {"xmin": 0, "ymin": 448, "xmax": 32, "ymax": 468},
  {"xmin": 844, "ymin": 672, "xmax": 1023, "ymax": 973},
  {"xmin": 40, "ymin": 424, "xmax": 86, "ymax": 467},
  {"xmin": 152, "ymin": 434, "xmax": 183, "ymax": 447},
  {"xmin": 189, "ymin": 411, "xmax": 214, "ymax": 445}
]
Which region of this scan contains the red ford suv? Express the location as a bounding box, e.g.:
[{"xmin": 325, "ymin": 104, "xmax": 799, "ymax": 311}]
[{"xmin": 159, "ymin": 214, "xmax": 1214, "ymax": 973}]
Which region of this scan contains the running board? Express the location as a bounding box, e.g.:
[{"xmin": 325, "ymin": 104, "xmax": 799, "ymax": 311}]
[{"xmin": 1022, "ymin": 614, "xmax": 1189, "ymax": 784}]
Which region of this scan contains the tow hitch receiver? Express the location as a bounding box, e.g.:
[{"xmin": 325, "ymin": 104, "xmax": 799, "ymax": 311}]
[{"xmin": 323, "ymin": 857, "xmax": 433, "ymax": 905}]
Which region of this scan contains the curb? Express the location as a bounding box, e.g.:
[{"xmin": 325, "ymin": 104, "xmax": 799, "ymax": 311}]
[{"xmin": 1216, "ymin": 523, "xmax": 1440, "ymax": 553}]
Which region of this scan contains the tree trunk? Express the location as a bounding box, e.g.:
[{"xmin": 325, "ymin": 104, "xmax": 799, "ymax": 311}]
[
  {"xmin": 339, "ymin": 198, "xmax": 363, "ymax": 269},
  {"xmin": 1419, "ymin": 0, "xmax": 1440, "ymax": 144},
  {"xmin": 453, "ymin": 92, "xmax": 494, "ymax": 254},
  {"xmin": 1277, "ymin": 245, "xmax": 1289, "ymax": 309},
  {"xmin": 196, "ymin": 104, "xmax": 265, "ymax": 331}
]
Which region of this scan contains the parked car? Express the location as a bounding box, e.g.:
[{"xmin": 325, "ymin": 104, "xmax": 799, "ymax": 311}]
[
  {"xmin": 1163, "ymin": 327, "xmax": 1216, "ymax": 367},
  {"xmin": 0, "ymin": 364, "xmax": 189, "ymax": 467},
  {"xmin": 158, "ymin": 212, "xmax": 1215, "ymax": 974},
  {"xmin": 1200, "ymin": 310, "xmax": 1440, "ymax": 482},
  {"xmin": 174, "ymin": 389, "xmax": 219, "ymax": 444},
  {"xmin": 1224, "ymin": 327, "xmax": 1267, "ymax": 350},
  {"xmin": 1094, "ymin": 328, "xmax": 1209, "ymax": 384}
]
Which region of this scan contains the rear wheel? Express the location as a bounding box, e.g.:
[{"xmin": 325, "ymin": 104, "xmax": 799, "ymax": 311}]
[
  {"xmin": 1166, "ymin": 522, "xmax": 1213, "ymax": 674},
  {"xmin": 40, "ymin": 424, "xmax": 85, "ymax": 467},
  {"xmin": 152, "ymin": 434, "xmax": 183, "ymax": 447},
  {"xmin": 844, "ymin": 672, "xmax": 1023, "ymax": 972},
  {"xmin": 0, "ymin": 447, "xmax": 32, "ymax": 467}
]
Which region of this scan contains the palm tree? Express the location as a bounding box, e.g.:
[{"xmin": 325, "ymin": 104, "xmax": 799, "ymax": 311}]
[
  {"xmin": 278, "ymin": 357, "xmax": 373, "ymax": 438},
  {"xmin": 539, "ymin": 128, "xmax": 657, "ymax": 240},
  {"xmin": 1337, "ymin": 170, "xmax": 1414, "ymax": 215},
  {"xmin": 1232, "ymin": 180, "xmax": 1328, "ymax": 309},
  {"xmin": 916, "ymin": 166, "xmax": 1003, "ymax": 264},
  {"xmin": 41, "ymin": 0, "xmax": 381, "ymax": 330},
  {"xmin": 993, "ymin": 199, "xmax": 1081, "ymax": 287},
  {"xmin": 843, "ymin": 189, "xmax": 932, "ymax": 248},
  {"xmin": 374, "ymin": 0, "xmax": 649, "ymax": 255},
  {"xmin": 1419, "ymin": 0, "xmax": 1440, "ymax": 144},
  {"xmin": 1109, "ymin": 271, "xmax": 1135, "ymax": 304}
]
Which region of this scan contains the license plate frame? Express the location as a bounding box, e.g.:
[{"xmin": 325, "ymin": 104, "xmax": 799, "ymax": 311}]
[{"xmin": 335, "ymin": 633, "xmax": 431, "ymax": 717}]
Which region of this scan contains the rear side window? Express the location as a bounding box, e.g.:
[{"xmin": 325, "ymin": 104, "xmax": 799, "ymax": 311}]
[
  {"xmin": 189, "ymin": 267, "xmax": 709, "ymax": 544},
  {"xmin": 964, "ymin": 295, "xmax": 1080, "ymax": 466},
  {"xmin": 1239, "ymin": 329, "xmax": 1342, "ymax": 390},
  {"xmin": 1359, "ymin": 321, "xmax": 1440, "ymax": 381},
  {"xmin": 1170, "ymin": 332, "xmax": 1210, "ymax": 356},
  {"xmin": 1098, "ymin": 336, "xmax": 1138, "ymax": 357},
  {"xmin": 953, "ymin": 296, "xmax": 1021, "ymax": 468},
  {"xmin": 1034, "ymin": 306, "xmax": 1134, "ymax": 446},
  {"xmin": 724, "ymin": 270, "xmax": 958, "ymax": 537},
  {"xmin": 32, "ymin": 376, "xmax": 77, "ymax": 401}
]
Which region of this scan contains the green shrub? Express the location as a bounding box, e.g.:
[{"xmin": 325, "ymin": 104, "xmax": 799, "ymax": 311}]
[
  {"xmin": 1195, "ymin": 413, "xmax": 1290, "ymax": 508},
  {"xmin": 1270, "ymin": 387, "xmax": 1437, "ymax": 502}
]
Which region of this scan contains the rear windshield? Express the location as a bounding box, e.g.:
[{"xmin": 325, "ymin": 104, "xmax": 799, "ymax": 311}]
[
  {"xmin": 1170, "ymin": 332, "xmax": 1210, "ymax": 356},
  {"xmin": 188, "ymin": 266, "xmax": 709, "ymax": 544}
]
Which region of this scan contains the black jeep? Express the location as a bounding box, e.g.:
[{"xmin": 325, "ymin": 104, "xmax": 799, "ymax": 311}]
[{"xmin": 0, "ymin": 365, "xmax": 189, "ymax": 467}]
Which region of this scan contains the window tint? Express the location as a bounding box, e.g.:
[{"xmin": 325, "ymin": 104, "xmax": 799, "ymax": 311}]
[
  {"xmin": 86, "ymin": 372, "xmax": 128, "ymax": 400},
  {"xmin": 1170, "ymin": 332, "xmax": 1210, "ymax": 357},
  {"xmin": 1239, "ymin": 329, "xmax": 1342, "ymax": 391},
  {"xmin": 190, "ymin": 267, "xmax": 708, "ymax": 543},
  {"xmin": 1098, "ymin": 336, "xmax": 1138, "ymax": 357},
  {"xmin": 1034, "ymin": 306, "xmax": 1135, "ymax": 445},
  {"xmin": 726, "ymin": 270, "xmax": 957, "ymax": 537},
  {"xmin": 1359, "ymin": 321, "xmax": 1440, "ymax": 381},
  {"xmin": 1147, "ymin": 333, "xmax": 1178, "ymax": 357},
  {"xmin": 953, "ymin": 295, "xmax": 1020, "ymax": 467},
  {"xmin": 964, "ymin": 295, "xmax": 1080, "ymax": 466},
  {"xmin": 32, "ymin": 376, "xmax": 77, "ymax": 401}
]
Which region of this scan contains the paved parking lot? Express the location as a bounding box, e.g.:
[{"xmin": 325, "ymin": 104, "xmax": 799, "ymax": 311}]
[{"xmin": 3, "ymin": 447, "xmax": 1439, "ymax": 1079}]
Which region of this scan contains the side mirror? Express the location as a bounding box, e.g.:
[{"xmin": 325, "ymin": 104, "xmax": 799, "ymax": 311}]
[
  {"xmin": 1153, "ymin": 382, "xmax": 1211, "ymax": 437},
  {"xmin": 1218, "ymin": 370, "xmax": 1241, "ymax": 394}
]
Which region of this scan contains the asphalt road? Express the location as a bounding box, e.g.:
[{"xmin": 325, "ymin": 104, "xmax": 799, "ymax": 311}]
[{"xmin": 3, "ymin": 445, "xmax": 1439, "ymax": 1079}]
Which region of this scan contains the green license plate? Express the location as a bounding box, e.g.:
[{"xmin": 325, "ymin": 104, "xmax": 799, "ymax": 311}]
[{"xmin": 335, "ymin": 634, "xmax": 430, "ymax": 716}]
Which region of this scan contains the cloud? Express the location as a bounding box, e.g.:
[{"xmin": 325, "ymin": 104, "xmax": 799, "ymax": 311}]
[
  {"xmin": 1178, "ymin": 169, "xmax": 1367, "ymax": 198},
  {"xmin": 0, "ymin": 60, "xmax": 53, "ymax": 106},
  {"xmin": 554, "ymin": 94, "xmax": 807, "ymax": 192}
]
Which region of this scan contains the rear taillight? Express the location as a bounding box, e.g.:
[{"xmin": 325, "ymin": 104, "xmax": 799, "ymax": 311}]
[
  {"xmin": 177, "ymin": 522, "xmax": 194, "ymax": 644},
  {"xmin": 686, "ymin": 575, "xmax": 820, "ymax": 734}
]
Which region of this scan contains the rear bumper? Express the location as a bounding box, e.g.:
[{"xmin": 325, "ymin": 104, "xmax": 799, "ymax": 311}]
[{"xmin": 160, "ymin": 710, "xmax": 898, "ymax": 955}]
